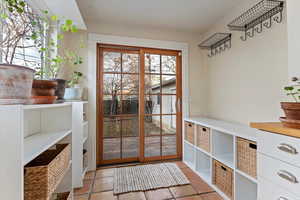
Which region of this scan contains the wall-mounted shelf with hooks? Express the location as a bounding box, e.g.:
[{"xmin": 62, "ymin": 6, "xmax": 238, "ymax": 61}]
[
  {"xmin": 199, "ymin": 33, "xmax": 232, "ymax": 57},
  {"xmin": 228, "ymin": 0, "xmax": 284, "ymax": 41}
]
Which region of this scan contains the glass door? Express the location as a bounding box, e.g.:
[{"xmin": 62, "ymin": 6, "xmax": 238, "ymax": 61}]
[
  {"xmin": 100, "ymin": 47, "xmax": 140, "ymax": 164},
  {"xmin": 141, "ymin": 50, "xmax": 182, "ymax": 162},
  {"xmin": 98, "ymin": 45, "xmax": 182, "ymax": 165}
]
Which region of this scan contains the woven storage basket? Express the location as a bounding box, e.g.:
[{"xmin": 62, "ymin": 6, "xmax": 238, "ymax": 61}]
[
  {"xmin": 237, "ymin": 137, "xmax": 257, "ymax": 178},
  {"xmin": 213, "ymin": 160, "xmax": 233, "ymax": 199},
  {"xmin": 56, "ymin": 192, "xmax": 72, "ymax": 200},
  {"xmin": 24, "ymin": 144, "xmax": 71, "ymax": 200},
  {"xmin": 185, "ymin": 121, "xmax": 195, "ymax": 144},
  {"xmin": 196, "ymin": 125, "xmax": 210, "ymax": 152}
]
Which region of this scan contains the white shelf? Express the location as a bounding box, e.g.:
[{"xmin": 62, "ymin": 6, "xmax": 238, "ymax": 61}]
[
  {"xmin": 23, "ymin": 103, "xmax": 72, "ymax": 110},
  {"xmin": 185, "ymin": 117, "xmax": 260, "ymax": 142},
  {"xmin": 235, "ymin": 169, "xmax": 257, "ymax": 184},
  {"xmin": 83, "ymin": 121, "xmax": 88, "ymax": 127},
  {"xmin": 83, "ymin": 136, "xmax": 88, "ymax": 144},
  {"xmin": 82, "ymin": 166, "xmax": 88, "ymax": 179},
  {"xmin": 24, "ymin": 130, "xmax": 72, "ymax": 165},
  {"xmin": 213, "ymin": 153, "xmax": 234, "ymax": 169}
]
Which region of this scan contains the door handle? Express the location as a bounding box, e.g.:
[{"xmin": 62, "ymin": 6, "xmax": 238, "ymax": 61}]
[
  {"xmin": 176, "ymin": 98, "xmax": 181, "ymax": 113},
  {"xmin": 278, "ymin": 143, "xmax": 298, "ymax": 155},
  {"xmin": 277, "ymin": 170, "xmax": 298, "ymax": 184},
  {"xmin": 278, "ymin": 197, "xmax": 289, "ymax": 200}
]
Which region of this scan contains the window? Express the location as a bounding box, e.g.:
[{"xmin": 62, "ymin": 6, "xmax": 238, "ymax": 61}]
[{"xmin": 0, "ymin": 1, "xmax": 46, "ymax": 71}]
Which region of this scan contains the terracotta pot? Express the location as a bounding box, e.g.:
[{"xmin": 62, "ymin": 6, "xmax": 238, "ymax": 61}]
[
  {"xmin": 32, "ymin": 79, "xmax": 57, "ymax": 89},
  {"xmin": 281, "ymin": 102, "xmax": 300, "ymax": 120},
  {"xmin": 280, "ymin": 117, "xmax": 300, "ymax": 129},
  {"xmin": 0, "ymin": 64, "xmax": 34, "ymax": 104},
  {"xmin": 31, "ymin": 96, "xmax": 57, "ymax": 104},
  {"xmin": 32, "ymin": 88, "xmax": 55, "ymax": 96},
  {"xmin": 54, "ymin": 79, "xmax": 66, "ymax": 101}
]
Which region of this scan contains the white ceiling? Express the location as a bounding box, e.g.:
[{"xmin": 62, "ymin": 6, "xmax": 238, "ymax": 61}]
[{"xmin": 76, "ymin": 0, "xmax": 244, "ymax": 33}]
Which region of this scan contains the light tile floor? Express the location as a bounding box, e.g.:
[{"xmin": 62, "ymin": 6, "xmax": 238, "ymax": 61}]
[{"xmin": 74, "ymin": 161, "xmax": 223, "ymax": 200}]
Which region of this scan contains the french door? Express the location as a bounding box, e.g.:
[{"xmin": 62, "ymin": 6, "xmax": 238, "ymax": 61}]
[{"xmin": 97, "ymin": 44, "xmax": 182, "ymax": 165}]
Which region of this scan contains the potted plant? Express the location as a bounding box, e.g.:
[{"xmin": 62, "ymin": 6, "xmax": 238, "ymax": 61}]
[
  {"xmin": 64, "ymin": 71, "xmax": 84, "ymax": 101},
  {"xmin": 29, "ymin": 11, "xmax": 80, "ymax": 104},
  {"xmin": 280, "ymin": 83, "xmax": 300, "ymax": 128},
  {"xmin": 0, "ymin": 0, "xmax": 36, "ymax": 104}
]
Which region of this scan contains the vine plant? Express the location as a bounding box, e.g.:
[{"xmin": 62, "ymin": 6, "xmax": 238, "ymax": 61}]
[{"xmin": 0, "ymin": 0, "xmax": 82, "ymax": 79}]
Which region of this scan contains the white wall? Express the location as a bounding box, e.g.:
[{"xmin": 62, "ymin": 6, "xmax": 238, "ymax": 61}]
[
  {"xmin": 201, "ymin": 0, "xmax": 289, "ymax": 124},
  {"xmin": 286, "ymin": 0, "xmax": 300, "ymax": 80},
  {"xmin": 64, "ymin": 22, "xmax": 208, "ymax": 116}
]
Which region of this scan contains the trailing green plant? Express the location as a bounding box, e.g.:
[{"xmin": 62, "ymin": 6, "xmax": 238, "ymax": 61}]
[
  {"xmin": 284, "ymin": 85, "xmax": 300, "ymax": 102},
  {"xmin": 68, "ymin": 71, "xmax": 83, "ymax": 87}
]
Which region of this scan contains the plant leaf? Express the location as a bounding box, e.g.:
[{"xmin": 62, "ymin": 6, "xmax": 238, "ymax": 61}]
[
  {"xmin": 284, "ymin": 86, "xmax": 294, "ymax": 91},
  {"xmin": 65, "ymin": 19, "xmax": 73, "ymax": 25},
  {"xmin": 51, "ymin": 15, "xmax": 58, "ymax": 21}
]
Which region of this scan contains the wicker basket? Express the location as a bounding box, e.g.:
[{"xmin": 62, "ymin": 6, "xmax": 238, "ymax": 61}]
[
  {"xmin": 24, "ymin": 144, "xmax": 71, "ymax": 200},
  {"xmin": 196, "ymin": 125, "xmax": 210, "ymax": 152},
  {"xmin": 185, "ymin": 121, "xmax": 195, "ymax": 144},
  {"xmin": 237, "ymin": 137, "xmax": 257, "ymax": 178},
  {"xmin": 213, "ymin": 160, "xmax": 233, "ymax": 199},
  {"xmin": 56, "ymin": 192, "xmax": 72, "ymax": 200}
]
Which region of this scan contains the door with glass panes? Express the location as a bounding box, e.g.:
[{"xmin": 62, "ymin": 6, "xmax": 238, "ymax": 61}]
[{"xmin": 97, "ymin": 45, "xmax": 182, "ymax": 165}]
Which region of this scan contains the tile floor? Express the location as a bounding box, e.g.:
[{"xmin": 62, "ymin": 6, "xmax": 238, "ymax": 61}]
[{"xmin": 74, "ymin": 161, "xmax": 223, "ymax": 200}]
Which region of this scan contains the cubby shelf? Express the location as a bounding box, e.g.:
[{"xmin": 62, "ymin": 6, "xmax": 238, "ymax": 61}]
[
  {"xmin": 0, "ymin": 104, "xmax": 73, "ymax": 200},
  {"xmin": 24, "ymin": 130, "xmax": 72, "ymax": 165},
  {"xmin": 183, "ymin": 117, "xmax": 261, "ymax": 200}
]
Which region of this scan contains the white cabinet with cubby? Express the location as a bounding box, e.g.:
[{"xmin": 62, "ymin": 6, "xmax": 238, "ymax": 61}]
[
  {"xmin": 183, "ymin": 117, "xmax": 261, "ymax": 200},
  {"xmin": 0, "ymin": 103, "xmax": 73, "ymax": 200},
  {"xmin": 72, "ymin": 101, "xmax": 90, "ymax": 188}
]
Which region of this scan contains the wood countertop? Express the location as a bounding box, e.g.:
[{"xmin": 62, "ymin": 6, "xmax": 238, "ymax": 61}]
[{"xmin": 250, "ymin": 122, "xmax": 300, "ymax": 138}]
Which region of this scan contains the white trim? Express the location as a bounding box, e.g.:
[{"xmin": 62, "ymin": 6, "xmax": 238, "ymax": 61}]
[{"xmin": 87, "ymin": 33, "xmax": 190, "ymax": 169}]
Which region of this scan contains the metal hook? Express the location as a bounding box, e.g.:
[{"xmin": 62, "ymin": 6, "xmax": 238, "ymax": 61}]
[
  {"xmin": 246, "ymin": 28, "xmax": 255, "ymax": 38},
  {"xmin": 273, "ymin": 11, "xmax": 283, "ymax": 23},
  {"xmin": 263, "ymin": 17, "xmax": 272, "ymax": 28},
  {"xmin": 255, "ymin": 22, "xmax": 263, "ymax": 33},
  {"xmin": 240, "ymin": 31, "xmax": 247, "ymax": 41}
]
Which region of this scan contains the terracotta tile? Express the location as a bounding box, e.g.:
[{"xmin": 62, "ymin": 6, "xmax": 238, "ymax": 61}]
[
  {"xmin": 74, "ymin": 179, "xmax": 93, "ymax": 195},
  {"xmin": 190, "ymin": 178, "xmax": 214, "ymax": 194},
  {"xmin": 174, "ymin": 161, "xmax": 188, "ymax": 169},
  {"xmin": 169, "ymin": 185, "xmax": 197, "ymax": 198},
  {"xmin": 96, "ymin": 168, "xmax": 114, "ymax": 178},
  {"xmin": 74, "ymin": 194, "xmax": 89, "ymax": 200},
  {"xmin": 93, "ymin": 177, "xmax": 113, "ymax": 192},
  {"xmin": 84, "ymin": 171, "xmax": 96, "ymax": 180},
  {"xmin": 145, "ymin": 188, "xmax": 173, "ymax": 200},
  {"xmin": 177, "ymin": 195, "xmax": 204, "ymax": 200},
  {"xmin": 90, "ymin": 191, "xmax": 117, "ymax": 200},
  {"xmin": 200, "ymin": 192, "xmax": 223, "ymax": 200},
  {"xmin": 118, "ymin": 192, "xmax": 146, "ymax": 200}
]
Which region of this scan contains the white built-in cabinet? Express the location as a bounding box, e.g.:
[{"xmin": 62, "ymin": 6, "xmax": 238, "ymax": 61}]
[
  {"xmin": 0, "ymin": 101, "xmax": 90, "ymax": 200},
  {"xmin": 257, "ymin": 131, "xmax": 300, "ymax": 200},
  {"xmin": 183, "ymin": 117, "xmax": 259, "ymax": 200},
  {"xmin": 72, "ymin": 101, "xmax": 90, "ymax": 188}
]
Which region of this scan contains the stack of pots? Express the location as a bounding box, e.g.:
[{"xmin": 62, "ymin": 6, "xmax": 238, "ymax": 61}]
[
  {"xmin": 31, "ymin": 80, "xmax": 58, "ymax": 104},
  {"xmin": 280, "ymin": 102, "xmax": 300, "ymax": 129}
]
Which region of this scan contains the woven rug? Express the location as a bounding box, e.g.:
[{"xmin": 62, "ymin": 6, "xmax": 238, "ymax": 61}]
[{"xmin": 113, "ymin": 163, "xmax": 190, "ymax": 194}]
